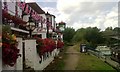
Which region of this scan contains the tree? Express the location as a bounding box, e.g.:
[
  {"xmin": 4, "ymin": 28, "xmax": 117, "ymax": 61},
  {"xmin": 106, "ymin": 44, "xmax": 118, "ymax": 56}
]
[
  {"xmin": 63, "ymin": 27, "xmax": 75, "ymax": 43},
  {"xmin": 84, "ymin": 27, "xmax": 104, "ymax": 48},
  {"xmin": 72, "ymin": 28, "xmax": 86, "ymax": 42},
  {"xmin": 102, "ymin": 27, "xmax": 114, "ymax": 46},
  {"xmin": 113, "ymin": 27, "xmax": 120, "ymax": 36},
  {"xmin": 103, "ymin": 27, "xmax": 114, "ymax": 36}
]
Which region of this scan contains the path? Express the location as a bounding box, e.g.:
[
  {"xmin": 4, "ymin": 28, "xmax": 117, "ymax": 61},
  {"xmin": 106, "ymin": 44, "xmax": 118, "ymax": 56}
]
[
  {"xmin": 64, "ymin": 45, "xmax": 80, "ymax": 70},
  {"xmin": 44, "ymin": 44, "xmax": 116, "ymax": 70}
]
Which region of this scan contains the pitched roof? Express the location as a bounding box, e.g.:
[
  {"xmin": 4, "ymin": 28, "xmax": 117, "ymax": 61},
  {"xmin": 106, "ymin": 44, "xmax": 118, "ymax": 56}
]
[
  {"xmin": 59, "ymin": 21, "xmax": 66, "ymax": 24},
  {"xmin": 27, "ymin": 2, "xmax": 45, "ymax": 14},
  {"xmin": 45, "ymin": 12, "xmax": 56, "ymax": 18}
]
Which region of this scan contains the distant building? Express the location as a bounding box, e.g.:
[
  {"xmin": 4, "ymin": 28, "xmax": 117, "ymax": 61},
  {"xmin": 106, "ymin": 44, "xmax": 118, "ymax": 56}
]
[{"xmin": 56, "ymin": 21, "xmax": 66, "ymax": 41}]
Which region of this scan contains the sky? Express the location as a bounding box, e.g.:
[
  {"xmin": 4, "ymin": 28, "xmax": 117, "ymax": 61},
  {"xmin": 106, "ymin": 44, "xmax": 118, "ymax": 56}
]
[{"xmin": 25, "ymin": 0, "xmax": 119, "ymax": 31}]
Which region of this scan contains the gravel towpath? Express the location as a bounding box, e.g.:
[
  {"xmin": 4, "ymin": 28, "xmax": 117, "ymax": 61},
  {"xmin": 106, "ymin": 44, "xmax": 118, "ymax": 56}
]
[{"xmin": 64, "ymin": 45, "xmax": 80, "ymax": 70}]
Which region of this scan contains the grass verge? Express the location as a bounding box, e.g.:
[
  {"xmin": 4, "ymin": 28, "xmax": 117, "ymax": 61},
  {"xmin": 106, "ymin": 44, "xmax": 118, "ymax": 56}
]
[
  {"xmin": 76, "ymin": 53, "xmax": 116, "ymax": 70},
  {"xmin": 74, "ymin": 43, "xmax": 80, "ymax": 52}
]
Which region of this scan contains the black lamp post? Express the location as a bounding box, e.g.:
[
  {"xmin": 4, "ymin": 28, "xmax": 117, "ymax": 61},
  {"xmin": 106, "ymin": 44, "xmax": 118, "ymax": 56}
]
[
  {"xmin": 26, "ymin": 15, "xmax": 35, "ymax": 38},
  {"xmin": 46, "ymin": 12, "xmax": 50, "ymax": 38}
]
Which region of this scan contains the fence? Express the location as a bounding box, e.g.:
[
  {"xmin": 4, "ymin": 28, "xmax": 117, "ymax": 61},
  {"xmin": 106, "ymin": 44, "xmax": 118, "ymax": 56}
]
[{"xmin": 88, "ymin": 49, "xmax": 120, "ymax": 70}]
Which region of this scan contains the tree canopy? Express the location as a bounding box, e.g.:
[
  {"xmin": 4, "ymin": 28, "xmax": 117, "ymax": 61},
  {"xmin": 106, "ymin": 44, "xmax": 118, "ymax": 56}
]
[
  {"xmin": 63, "ymin": 27, "xmax": 75, "ymax": 43},
  {"xmin": 63, "ymin": 26, "xmax": 119, "ymax": 48}
]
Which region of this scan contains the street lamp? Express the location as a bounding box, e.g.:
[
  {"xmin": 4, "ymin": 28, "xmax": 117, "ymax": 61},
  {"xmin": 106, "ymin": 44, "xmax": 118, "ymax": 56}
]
[
  {"xmin": 26, "ymin": 15, "xmax": 35, "ymax": 38},
  {"xmin": 46, "ymin": 12, "xmax": 50, "ymax": 38}
]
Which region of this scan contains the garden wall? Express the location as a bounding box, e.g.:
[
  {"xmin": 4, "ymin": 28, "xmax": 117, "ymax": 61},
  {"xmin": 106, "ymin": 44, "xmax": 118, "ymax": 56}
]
[
  {"xmin": 25, "ymin": 39, "xmax": 61, "ymax": 70},
  {"xmin": 1, "ymin": 38, "xmax": 60, "ymax": 70}
]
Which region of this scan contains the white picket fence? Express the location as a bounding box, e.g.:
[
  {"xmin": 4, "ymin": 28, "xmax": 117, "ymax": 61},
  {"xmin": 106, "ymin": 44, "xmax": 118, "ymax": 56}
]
[{"xmin": 1, "ymin": 37, "xmax": 60, "ymax": 70}]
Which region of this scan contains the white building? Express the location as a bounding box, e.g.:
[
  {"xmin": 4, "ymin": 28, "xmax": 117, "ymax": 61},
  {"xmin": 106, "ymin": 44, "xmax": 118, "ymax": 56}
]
[
  {"xmin": 26, "ymin": 3, "xmax": 56, "ymax": 39},
  {"xmin": 22, "ymin": 2, "xmax": 47, "ymax": 39},
  {"xmin": 2, "ymin": 0, "xmax": 60, "ymax": 71},
  {"xmin": 2, "ymin": 0, "xmax": 30, "ymax": 37},
  {"xmin": 56, "ymin": 21, "xmax": 66, "ymax": 42}
]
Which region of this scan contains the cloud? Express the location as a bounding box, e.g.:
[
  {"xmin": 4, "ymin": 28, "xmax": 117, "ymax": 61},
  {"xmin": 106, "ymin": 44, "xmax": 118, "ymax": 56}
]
[
  {"xmin": 25, "ymin": 0, "xmax": 36, "ymax": 3},
  {"xmin": 25, "ymin": 0, "xmax": 57, "ymax": 2},
  {"xmin": 103, "ymin": 6, "xmax": 118, "ymax": 29},
  {"xmin": 37, "ymin": 0, "xmax": 118, "ymax": 30},
  {"xmin": 56, "ymin": 0, "xmax": 118, "ymax": 30},
  {"xmin": 42, "ymin": 7, "xmax": 60, "ymax": 16}
]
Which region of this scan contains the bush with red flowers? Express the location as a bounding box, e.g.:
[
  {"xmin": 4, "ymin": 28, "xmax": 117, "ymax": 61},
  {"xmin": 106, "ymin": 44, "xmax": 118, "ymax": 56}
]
[
  {"xmin": 12, "ymin": 15, "xmax": 27, "ymax": 25},
  {"xmin": 57, "ymin": 40, "xmax": 64, "ymax": 49},
  {"xmin": 2, "ymin": 25, "xmax": 20, "ymax": 67},
  {"xmin": 35, "ymin": 38, "xmax": 56, "ymax": 56},
  {"xmin": 36, "ymin": 38, "xmax": 44, "ymax": 55}
]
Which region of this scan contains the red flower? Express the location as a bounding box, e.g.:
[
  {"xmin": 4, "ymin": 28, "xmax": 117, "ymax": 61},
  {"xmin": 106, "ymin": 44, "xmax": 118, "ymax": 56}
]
[
  {"xmin": 36, "ymin": 38, "xmax": 56, "ymax": 56},
  {"xmin": 57, "ymin": 40, "xmax": 64, "ymax": 49},
  {"xmin": 2, "ymin": 9, "xmax": 12, "ymax": 20},
  {"xmin": 2, "ymin": 34, "xmax": 20, "ymax": 67}
]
